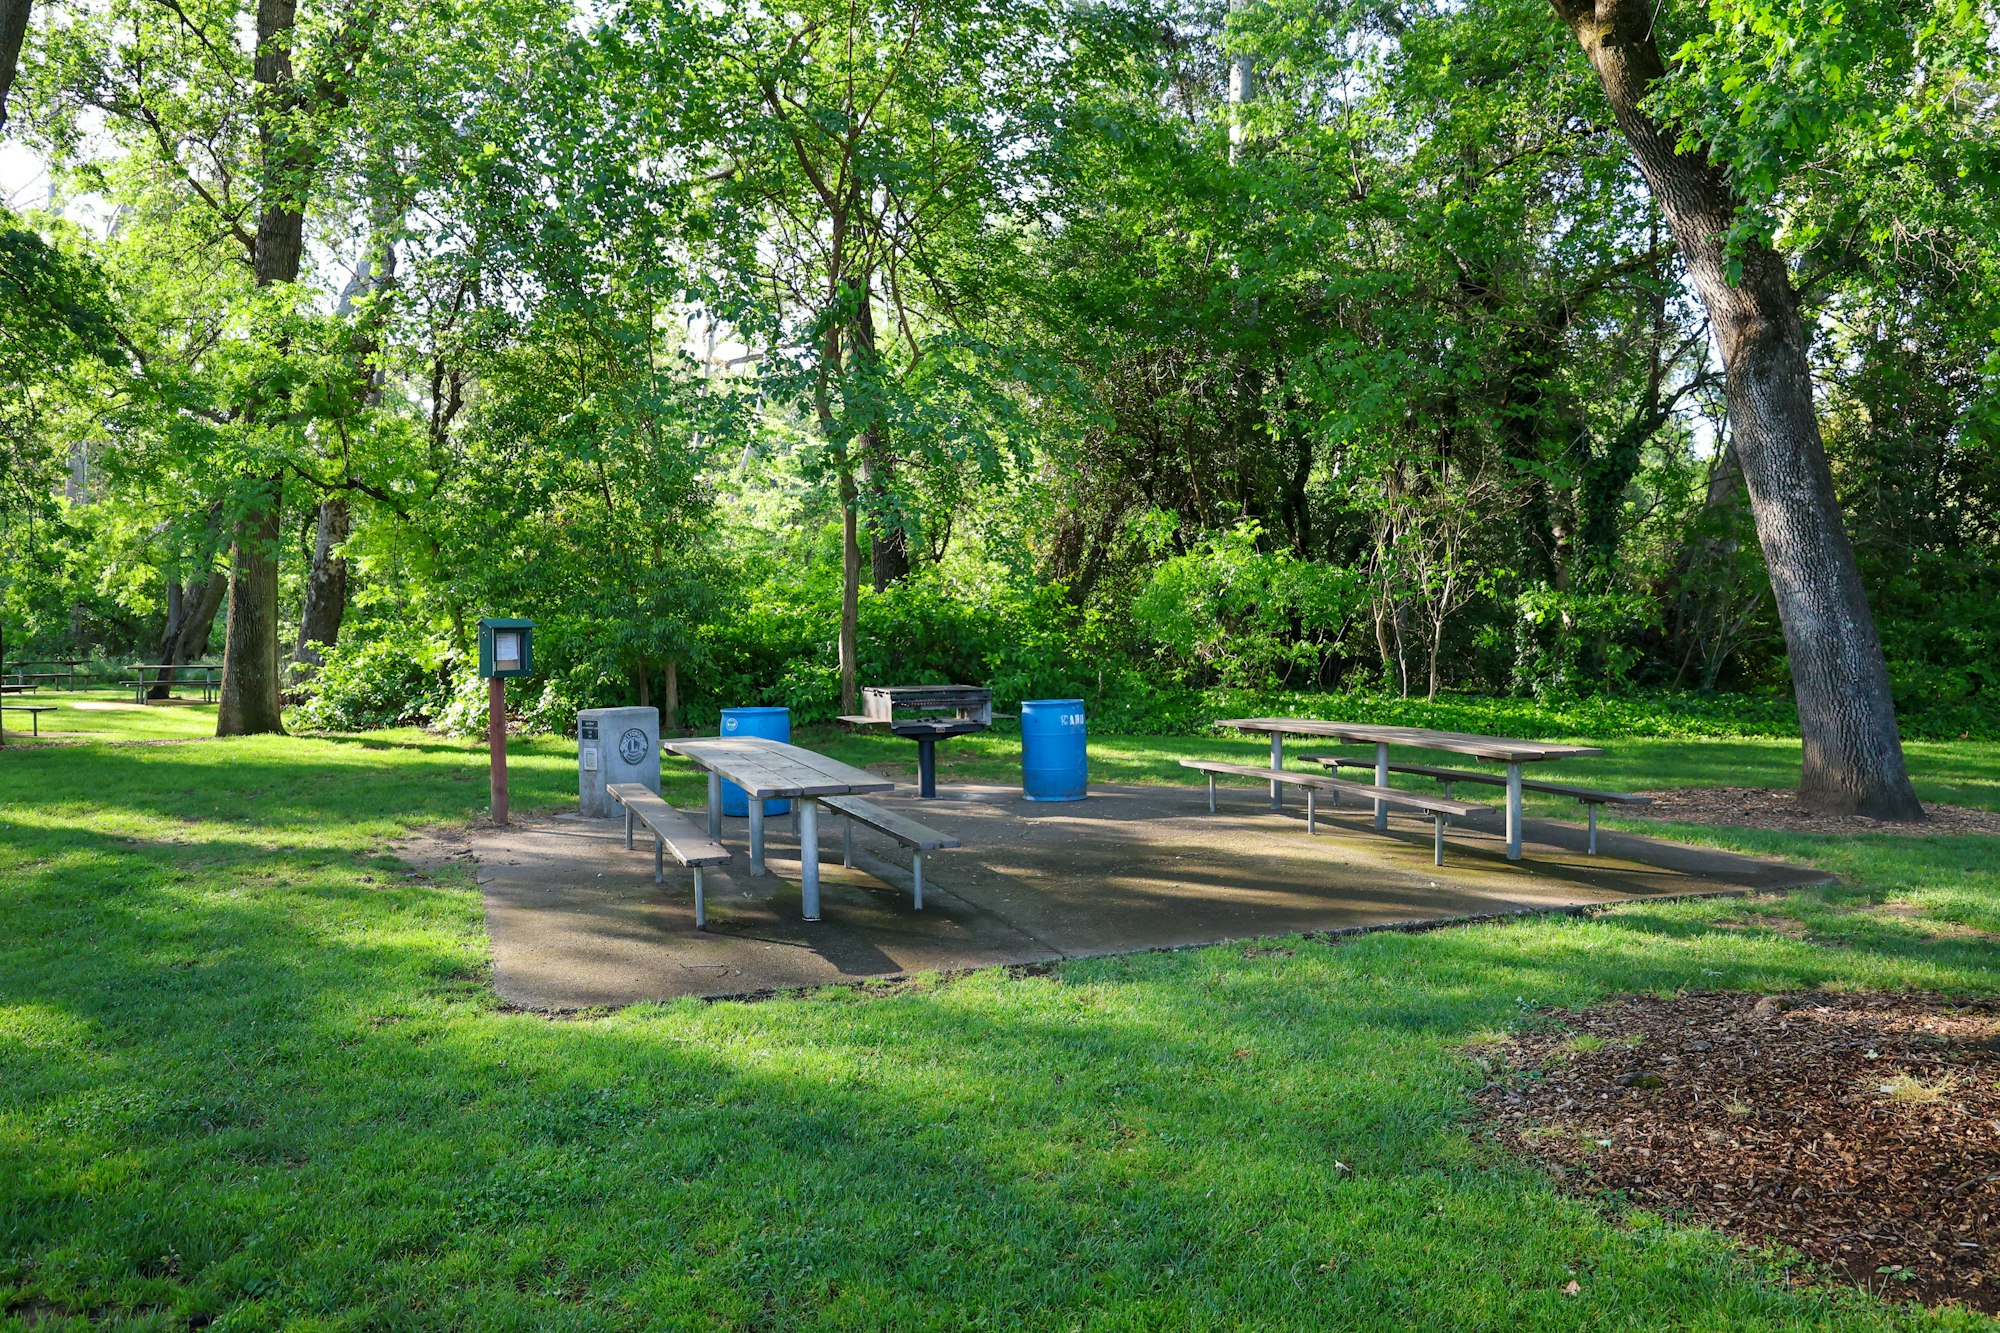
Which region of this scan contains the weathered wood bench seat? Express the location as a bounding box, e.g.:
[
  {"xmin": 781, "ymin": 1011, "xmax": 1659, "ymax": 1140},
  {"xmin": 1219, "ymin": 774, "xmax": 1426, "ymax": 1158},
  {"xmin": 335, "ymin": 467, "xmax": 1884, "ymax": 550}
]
[
  {"xmin": 816, "ymin": 794, "xmax": 959, "ymax": 910},
  {"xmin": 1, "ymin": 704, "xmax": 56, "ymax": 736},
  {"xmin": 1304, "ymin": 755, "xmax": 1651, "ymax": 854},
  {"xmin": 607, "ymin": 782, "xmax": 732, "ymax": 928},
  {"xmin": 1178, "ymin": 759, "xmax": 1493, "ymax": 866}
]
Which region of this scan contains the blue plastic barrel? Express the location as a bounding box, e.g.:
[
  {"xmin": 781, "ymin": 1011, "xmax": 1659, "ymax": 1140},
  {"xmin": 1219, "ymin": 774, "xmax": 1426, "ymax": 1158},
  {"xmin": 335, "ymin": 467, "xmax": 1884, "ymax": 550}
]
[
  {"xmin": 1021, "ymin": 699, "xmax": 1087, "ymax": 802},
  {"xmin": 719, "ymin": 706, "xmax": 791, "ymax": 817}
]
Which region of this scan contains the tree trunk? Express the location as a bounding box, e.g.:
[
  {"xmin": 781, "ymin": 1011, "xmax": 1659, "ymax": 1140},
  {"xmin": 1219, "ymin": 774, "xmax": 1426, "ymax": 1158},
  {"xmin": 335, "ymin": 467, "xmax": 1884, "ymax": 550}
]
[
  {"xmin": 839, "ymin": 471, "xmax": 860, "ymax": 716},
  {"xmin": 152, "ymin": 566, "xmax": 226, "ymax": 698},
  {"xmin": 849, "ymin": 295, "xmax": 909, "ymax": 593},
  {"xmin": 216, "ymin": 477, "xmax": 286, "ymax": 736},
  {"xmin": 293, "ymin": 496, "xmax": 349, "ymax": 675},
  {"xmin": 1550, "ymin": 0, "xmax": 1921, "ymax": 819},
  {"xmin": 662, "ymin": 657, "xmax": 680, "ymax": 737},
  {"xmin": 0, "ymin": 0, "xmax": 28, "ymax": 130},
  {"xmin": 217, "ymin": 0, "xmax": 309, "ymax": 736},
  {"xmin": 291, "ymin": 217, "xmax": 392, "ymax": 683},
  {"xmin": 869, "ymin": 511, "xmax": 909, "ymax": 592}
]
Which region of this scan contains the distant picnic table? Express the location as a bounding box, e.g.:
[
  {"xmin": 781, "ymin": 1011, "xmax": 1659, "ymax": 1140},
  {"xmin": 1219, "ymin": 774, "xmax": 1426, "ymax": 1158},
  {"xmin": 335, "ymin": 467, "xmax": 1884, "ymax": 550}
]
[
  {"xmin": 1215, "ymin": 718, "xmax": 1606, "ymax": 862},
  {"xmin": 663, "ymin": 735, "xmax": 893, "ymax": 921},
  {"xmin": 126, "ymin": 663, "xmax": 219, "ymax": 704},
  {"xmin": 3, "ymin": 659, "xmax": 84, "ymax": 690}
]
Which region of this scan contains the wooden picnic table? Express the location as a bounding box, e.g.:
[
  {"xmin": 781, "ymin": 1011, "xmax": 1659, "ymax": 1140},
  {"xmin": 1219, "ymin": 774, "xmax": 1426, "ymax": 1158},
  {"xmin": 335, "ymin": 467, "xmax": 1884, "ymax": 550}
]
[
  {"xmin": 4, "ymin": 659, "xmax": 84, "ymax": 689},
  {"xmin": 663, "ymin": 735, "xmax": 893, "ymax": 921},
  {"xmin": 127, "ymin": 663, "xmax": 219, "ymax": 704},
  {"xmin": 1216, "ymin": 718, "xmax": 1604, "ymax": 862}
]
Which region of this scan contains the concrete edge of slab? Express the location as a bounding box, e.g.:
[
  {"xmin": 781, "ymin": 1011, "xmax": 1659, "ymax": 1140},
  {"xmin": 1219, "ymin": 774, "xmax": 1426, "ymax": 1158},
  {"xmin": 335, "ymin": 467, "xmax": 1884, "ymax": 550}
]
[{"xmin": 489, "ymin": 874, "xmax": 1835, "ymax": 1014}]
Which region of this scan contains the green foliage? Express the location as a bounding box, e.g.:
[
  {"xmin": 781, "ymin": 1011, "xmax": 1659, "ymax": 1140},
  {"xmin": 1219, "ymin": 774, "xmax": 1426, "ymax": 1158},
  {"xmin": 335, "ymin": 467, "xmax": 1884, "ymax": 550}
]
[
  {"xmin": 290, "ymin": 620, "xmax": 458, "ymax": 731},
  {"xmin": 1510, "ymin": 582, "xmax": 1658, "ymax": 699},
  {"xmin": 1132, "ymin": 521, "xmax": 1367, "ymax": 689}
]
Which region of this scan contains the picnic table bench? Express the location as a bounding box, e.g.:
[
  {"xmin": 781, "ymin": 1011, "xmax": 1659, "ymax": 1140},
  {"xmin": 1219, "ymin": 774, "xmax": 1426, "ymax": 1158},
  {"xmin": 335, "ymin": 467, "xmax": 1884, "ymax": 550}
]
[
  {"xmin": 607, "ymin": 782, "xmax": 731, "ymax": 928},
  {"xmin": 126, "ymin": 663, "xmax": 219, "ymax": 703},
  {"xmin": 0, "ymin": 703, "xmax": 57, "ymax": 737},
  {"xmin": 1179, "ymin": 759, "xmax": 1493, "ymax": 866},
  {"xmin": 1307, "ymin": 756, "xmax": 1650, "ymax": 854},
  {"xmin": 4, "ymin": 659, "xmax": 83, "ymax": 689},
  {"xmin": 1218, "ymin": 719, "xmax": 1605, "ymax": 861},
  {"xmin": 818, "ymin": 793, "xmax": 960, "ymax": 909}
]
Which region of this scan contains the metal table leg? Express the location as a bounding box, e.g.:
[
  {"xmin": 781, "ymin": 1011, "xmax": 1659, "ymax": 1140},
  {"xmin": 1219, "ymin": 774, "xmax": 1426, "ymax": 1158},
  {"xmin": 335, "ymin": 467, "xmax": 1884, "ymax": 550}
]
[
  {"xmin": 707, "ymin": 772, "xmax": 721, "ymax": 842},
  {"xmin": 1269, "ymin": 732, "xmax": 1284, "ymax": 810},
  {"xmin": 748, "ymin": 800, "xmax": 766, "ymax": 876},
  {"xmin": 1506, "ymin": 762, "xmax": 1523, "ymax": 861},
  {"xmin": 799, "ymin": 798, "xmax": 821, "ymax": 920},
  {"xmin": 1374, "ymin": 743, "xmax": 1390, "ymax": 831},
  {"xmin": 917, "ymin": 735, "xmax": 938, "ymax": 798}
]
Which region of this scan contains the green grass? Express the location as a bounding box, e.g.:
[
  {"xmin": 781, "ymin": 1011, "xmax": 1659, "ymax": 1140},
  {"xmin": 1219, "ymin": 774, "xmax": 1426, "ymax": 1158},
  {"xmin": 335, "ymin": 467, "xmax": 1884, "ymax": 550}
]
[
  {"xmin": 3, "ymin": 716, "xmax": 1998, "ymax": 1329},
  {"xmin": 0, "ymin": 689, "xmax": 223, "ymax": 745}
]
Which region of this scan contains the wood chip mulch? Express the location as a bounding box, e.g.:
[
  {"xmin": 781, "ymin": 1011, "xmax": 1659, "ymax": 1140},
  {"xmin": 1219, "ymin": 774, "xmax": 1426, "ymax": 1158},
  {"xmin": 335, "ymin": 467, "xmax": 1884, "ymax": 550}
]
[
  {"xmin": 1475, "ymin": 991, "xmax": 2000, "ymax": 1313},
  {"xmin": 1627, "ymin": 786, "xmax": 2000, "ymax": 837}
]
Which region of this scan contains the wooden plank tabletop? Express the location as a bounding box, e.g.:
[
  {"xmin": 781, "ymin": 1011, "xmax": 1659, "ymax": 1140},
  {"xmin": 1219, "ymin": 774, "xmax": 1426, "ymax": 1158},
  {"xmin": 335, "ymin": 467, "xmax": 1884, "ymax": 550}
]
[
  {"xmin": 1214, "ymin": 718, "xmax": 1603, "ymax": 764},
  {"xmin": 664, "ymin": 736, "xmax": 895, "ymax": 799}
]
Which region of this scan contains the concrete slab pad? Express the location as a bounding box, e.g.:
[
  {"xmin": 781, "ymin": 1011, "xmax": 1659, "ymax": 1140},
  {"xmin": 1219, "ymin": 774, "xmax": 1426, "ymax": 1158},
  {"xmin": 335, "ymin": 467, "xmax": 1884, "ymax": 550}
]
[{"xmin": 442, "ymin": 782, "xmax": 1830, "ymax": 1008}]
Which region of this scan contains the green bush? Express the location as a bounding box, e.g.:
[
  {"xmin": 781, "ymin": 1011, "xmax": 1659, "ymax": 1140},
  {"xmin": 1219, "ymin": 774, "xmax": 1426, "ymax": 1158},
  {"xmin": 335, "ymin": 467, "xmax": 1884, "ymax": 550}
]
[
  {"xmin": 1131, "ymin": 522, "xmax": 1367, "ymax": 689},
  {"xmin": 290, "ymin": 623, "xmax": 458, "ymax": 731}
]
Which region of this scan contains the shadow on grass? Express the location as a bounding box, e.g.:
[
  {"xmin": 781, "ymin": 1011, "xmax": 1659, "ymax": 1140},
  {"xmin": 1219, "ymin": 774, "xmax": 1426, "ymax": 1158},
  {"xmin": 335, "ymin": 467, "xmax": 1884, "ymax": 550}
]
[{"xmin": 3, "ymin": 729, "xmax": 1995, "ymax": 1328}]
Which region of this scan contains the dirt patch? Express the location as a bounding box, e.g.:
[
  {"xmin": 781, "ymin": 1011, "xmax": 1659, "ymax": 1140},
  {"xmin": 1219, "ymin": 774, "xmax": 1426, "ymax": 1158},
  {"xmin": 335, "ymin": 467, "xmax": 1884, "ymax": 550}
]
[
  {"xmin": 1476, "ymin": 991, "xmax": 2000, "ymax": 1313},
  {"xmin": 1631, "ymin": 787, "xmax": 2000, "ymax": 838}
]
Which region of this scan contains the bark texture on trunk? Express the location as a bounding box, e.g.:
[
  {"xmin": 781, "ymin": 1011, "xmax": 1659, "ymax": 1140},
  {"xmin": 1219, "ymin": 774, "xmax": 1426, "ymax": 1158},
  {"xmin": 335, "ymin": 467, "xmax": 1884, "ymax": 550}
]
[
  {"xmin": 293, "ymin": 496, "xmax": 349, "ymax": 673},
  {"xmin": 0, "ymin": 0, "xmax": 29, "ymax": 129},
  {"xmin": 218, "ymin": 0, "xmax": 311, "ymax": 736},
  {"xmin": 153, "ymin": 566, "xmax": 227, "ymax": 698},
  {"xmin": 217, "ymin": 478, "xmax": 286, "ymax": 736},
  {"xmin": 869, "ymin": 514, "xmax": 909, "ymax": 592},
  {"xmin": 839, "ymin": 474, "xmax": 860, "ymax": 716},
  {"xmin": 662, "ymin": 657, "xmax": 680, "ymax": 737},
  {"xmin": 1550, "ymin": 0, "xmax": 1921, "ymax": 819}
]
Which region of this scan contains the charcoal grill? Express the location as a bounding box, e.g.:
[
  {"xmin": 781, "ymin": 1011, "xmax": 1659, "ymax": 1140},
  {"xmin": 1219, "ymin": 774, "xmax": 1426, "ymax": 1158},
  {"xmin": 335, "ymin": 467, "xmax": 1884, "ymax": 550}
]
[{"xmin": 840, "ymin": 685, "xmax": 994, "ymax": 798}]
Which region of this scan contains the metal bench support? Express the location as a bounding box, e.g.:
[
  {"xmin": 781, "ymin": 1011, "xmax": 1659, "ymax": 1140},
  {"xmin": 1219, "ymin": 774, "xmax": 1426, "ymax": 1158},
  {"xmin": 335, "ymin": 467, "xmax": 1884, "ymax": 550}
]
[
  {"xmin": 1269, "ymin": 732, "xmax": 1284, "ymax": 809},
  {"xmin": 798, "ymin": 798, "xmax": 820, "ymax": 921},
  {"xmin": 843, "ymin": 815, "xmax": 854, "ymax": 867},
  {"xmin": 748, "ymin": 800, "xmax": 766, "ymax": 877},
  {"xmin": 1505, "ymin": 762, "xmax": 1524, "ymax": 861},
  {"xmin": 912, "ymin": 852, "xmax": 924, "ymax": 910},
  {"xmin": 707, "ymin": 772, "xmax": 722, "ymax": 842},
  {"xmin": 1433, "ymin": 815, "xmax": 1445, "ymax": 867},
  {"xmin": 1374, "ymin": 743, "xmax": 1390, "ymax": 831},
  {"xmin": 1206, "ymin": 773, "xmax": 1217, "ymax": 813},
  {"xmin": 1306, "ymin": 789, "xmax": 1317, "ymax": 835},
  {"xmin": 1588, "ymin": 804, "xmax": 1598, "ymax": 856}
]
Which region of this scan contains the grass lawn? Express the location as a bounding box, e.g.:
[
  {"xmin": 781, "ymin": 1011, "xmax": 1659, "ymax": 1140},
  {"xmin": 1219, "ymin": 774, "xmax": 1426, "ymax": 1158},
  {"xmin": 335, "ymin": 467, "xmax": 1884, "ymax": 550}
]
[
  {"xmin": 1, "ymin": 689, "xmax": 223, "ymax": 746},
  {"xmin": 2, "ymin": 711, "xmax": 1997, "ymax": 1330}
]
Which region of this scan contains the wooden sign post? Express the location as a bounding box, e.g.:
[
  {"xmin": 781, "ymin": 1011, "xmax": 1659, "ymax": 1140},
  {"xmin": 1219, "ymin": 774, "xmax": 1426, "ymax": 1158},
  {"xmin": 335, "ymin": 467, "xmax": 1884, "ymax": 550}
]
[
  {"xmin": 487, "ymin": 675, "xmax": 509, "ymax": 826},
  {"xmin": 476, "ymin": 617, "xmax": 535, "ymax": 827}
]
